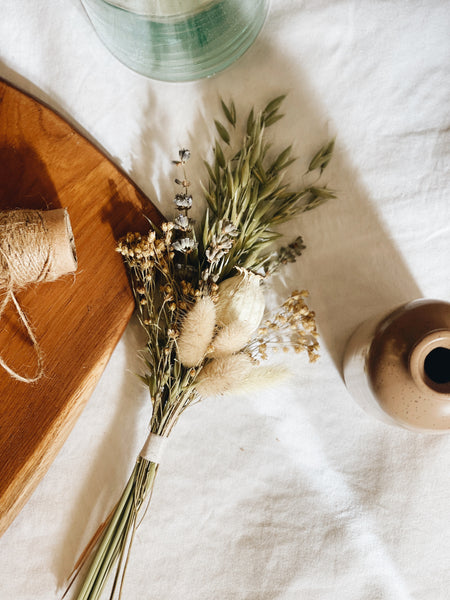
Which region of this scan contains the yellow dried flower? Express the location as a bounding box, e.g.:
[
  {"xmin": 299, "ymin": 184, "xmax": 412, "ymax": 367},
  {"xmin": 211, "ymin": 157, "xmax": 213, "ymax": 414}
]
[{"xmin": 161, "ymin": 221, "xmax": 174, "ymax": 231}]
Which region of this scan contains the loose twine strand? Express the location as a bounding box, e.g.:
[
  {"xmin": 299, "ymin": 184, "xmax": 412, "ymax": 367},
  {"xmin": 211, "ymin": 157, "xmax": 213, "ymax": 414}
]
[{"xmin": 0, "ymin": 209, "xmax": 77, "ymax": 383}]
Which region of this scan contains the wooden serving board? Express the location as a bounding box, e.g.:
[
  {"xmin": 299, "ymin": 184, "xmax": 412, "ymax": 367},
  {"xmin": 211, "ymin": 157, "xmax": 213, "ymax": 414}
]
[{"xmin": 0, "ymin": 78, "xmax": 162, "ymax": 536}]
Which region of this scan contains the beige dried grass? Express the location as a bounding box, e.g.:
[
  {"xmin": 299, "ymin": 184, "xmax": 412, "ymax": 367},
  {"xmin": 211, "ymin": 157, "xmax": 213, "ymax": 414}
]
[
  {"xmin": 210, "ymin": 321, "xmax": 254, "ymax": 357},
  {"xmin": 177, "ymin": 296, "xmax": 216, "ymax": 367},
  {"xmin": 195, "ymin": 353, "xmax": 253, "ymax": 398},
  {"xmin": 235, "ymin": 364, "xmax": 291, "ymax": 394}
]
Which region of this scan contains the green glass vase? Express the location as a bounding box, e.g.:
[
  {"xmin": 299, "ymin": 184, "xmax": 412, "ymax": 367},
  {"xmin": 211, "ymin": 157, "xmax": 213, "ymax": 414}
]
[{"xmin": 81, "ymin": 0, "xmax": 269, "ymax": 82}]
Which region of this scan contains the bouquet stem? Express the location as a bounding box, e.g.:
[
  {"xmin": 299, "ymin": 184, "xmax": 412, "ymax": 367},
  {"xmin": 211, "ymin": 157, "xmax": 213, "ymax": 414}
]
[
  {"xmin": 75, "ymin": 458, "xmax": 158, "ymax": 600},
  {"xmin": 68, "ymin": 104, "xmax": 333, "ymax": 598}
]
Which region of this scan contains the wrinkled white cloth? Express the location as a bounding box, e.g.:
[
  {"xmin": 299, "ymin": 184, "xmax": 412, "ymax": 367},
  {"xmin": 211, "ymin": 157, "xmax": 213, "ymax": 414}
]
[{"xmin": 1, "ymin": 1, "xmax": 449, "ymax": 599}]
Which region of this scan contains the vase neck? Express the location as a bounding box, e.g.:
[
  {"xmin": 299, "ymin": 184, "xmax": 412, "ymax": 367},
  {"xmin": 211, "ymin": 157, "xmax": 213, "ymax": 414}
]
[{"xmin": 409, "ymin": 330, "xmax": 450, "ymax": 396}]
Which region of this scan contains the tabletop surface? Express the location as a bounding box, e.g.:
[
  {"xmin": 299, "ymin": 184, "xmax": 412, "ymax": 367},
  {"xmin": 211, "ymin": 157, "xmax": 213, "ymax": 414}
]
[{"xmin": 1, "ymin": 2, "xmax": 449, "ymax": 599}]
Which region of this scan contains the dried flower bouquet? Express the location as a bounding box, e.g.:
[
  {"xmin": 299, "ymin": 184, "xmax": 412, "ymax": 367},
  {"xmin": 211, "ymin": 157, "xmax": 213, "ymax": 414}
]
[{"xmin": 69, "ymin": 97, "xmax": 334, "ymax": 599}]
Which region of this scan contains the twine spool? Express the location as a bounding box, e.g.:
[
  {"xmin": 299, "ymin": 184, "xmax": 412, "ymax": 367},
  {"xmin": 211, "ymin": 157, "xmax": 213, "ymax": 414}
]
[{"xmin": 0, "ymin": 208, "xmax": 77, "ymax": 383}]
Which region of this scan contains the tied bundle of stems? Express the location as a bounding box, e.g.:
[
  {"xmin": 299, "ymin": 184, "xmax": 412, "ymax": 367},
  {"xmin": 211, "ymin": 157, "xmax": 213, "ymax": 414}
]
[{"xmin": 68, "ymin": 96, "xmax": 335, "ymax": 599}]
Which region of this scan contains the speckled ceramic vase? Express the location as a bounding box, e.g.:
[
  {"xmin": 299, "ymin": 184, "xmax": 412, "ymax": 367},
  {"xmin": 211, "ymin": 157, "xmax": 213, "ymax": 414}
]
[{"xmin": 343, "ymin": 299, "xmax": 450, "ymax": 432}]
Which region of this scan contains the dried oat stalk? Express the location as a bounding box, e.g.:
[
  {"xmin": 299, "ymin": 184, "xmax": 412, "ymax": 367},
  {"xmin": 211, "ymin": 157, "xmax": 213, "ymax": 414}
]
[{"xmin": 200, "ymin": 96, "xmax": 335, "ymax": 277}]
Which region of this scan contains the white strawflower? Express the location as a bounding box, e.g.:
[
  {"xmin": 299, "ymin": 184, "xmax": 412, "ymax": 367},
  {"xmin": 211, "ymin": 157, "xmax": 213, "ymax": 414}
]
[{"xmin": 215, "ymin": 268, "xmax": 265, "ymax": 333}]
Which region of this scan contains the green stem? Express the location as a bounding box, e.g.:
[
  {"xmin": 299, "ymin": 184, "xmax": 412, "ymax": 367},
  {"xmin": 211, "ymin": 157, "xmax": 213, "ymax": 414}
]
[{"xmin": 74, "ymin": 459, "xmax": 158, "ymax": 600}]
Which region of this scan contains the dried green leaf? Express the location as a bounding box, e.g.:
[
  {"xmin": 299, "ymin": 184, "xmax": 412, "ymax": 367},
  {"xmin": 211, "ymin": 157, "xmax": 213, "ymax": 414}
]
[
  {"xmin": 249, "ymin": 128, "xmax": 264, "ymax": 168},
  {"xmin": 246, "ymin": 108, "xmax": 255, "ymax": 137},
  {"xmin": 308, "ymin": 148, "xmax": 325, "ymax": 172},
  {"xmin": 270, "ymin": 145, "xmax": 293, "ymax": 172},
  {"xmin": 259, "ymin": 177, "xmax": 282, "ymax": 200},
  {"xmin": 252, "ymin": 164, "xmax": 266, "ymax": 184},
  {"xmin": 280, "ymin": 157, "xmax": 296, "ymax": 171},
  {"xmin": 240, "ymin": 158, "xmax": 251, "ymax": 188},
  {"xmin": 203, "ymin": 189, "xmax": 217, "ymax": 212},
  {"xmin": 264, "ymin": 113, "xmax": 284, "ymax": 127},
  {"xmin": 203, "ymin": 160, "xmax": 216, "ymax": 185},
  {"xmin": 304, "ymin": 197, "xmax": 325, "ymax": 211},
  {"xmin": 214, "ymin": 119, "xmax": 231, "ymax": 145},
  {"xmin": 215, "ymin": 142, "xmax": 226, "ymax": 169},
  {"xmin": 221, "ymin": 99, "xmax": 236, "ymax": 126},
  {"xmin": 226, "ymin": 164, "xmax": 234, "ymax": 195},
  {"xmin": 263, "ymin": 95, "xmax": 286, "ymax": 117},
  {"xmin": 202, "ymin": 208, "xmax": 210, "ymax": 251},
  {"xmin": 214, "ymin": 157, "xmax": 221, "ymax": 185},
  {"xmin": 324, "ymin": 138, "xmax": 335, "ymax": 156},
  {"xmin": 308, "ymin": 186, "xmax": 336, "ymax": 199},
  {"xmin": 308, "ymin": 139, "xmax": 335, "ymax": 172}
]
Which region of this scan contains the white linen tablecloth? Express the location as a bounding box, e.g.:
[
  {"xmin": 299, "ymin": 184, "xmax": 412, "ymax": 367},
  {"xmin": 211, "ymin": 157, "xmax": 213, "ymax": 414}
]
[{"xmin": 1, "ymin": 1, "xmax": 449, "ymax": 599}]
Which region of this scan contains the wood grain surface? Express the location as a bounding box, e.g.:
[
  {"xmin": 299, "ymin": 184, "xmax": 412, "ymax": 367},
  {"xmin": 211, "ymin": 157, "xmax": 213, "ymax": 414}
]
[{"xmin": 0, "ymin": 78, "xmax": 161, "ymax": 536}]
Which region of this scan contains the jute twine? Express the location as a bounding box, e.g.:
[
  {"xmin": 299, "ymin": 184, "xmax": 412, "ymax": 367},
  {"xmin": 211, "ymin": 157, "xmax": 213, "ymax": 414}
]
[{"xmin": 0, "ymin": 208, "xmax": 77, "ymax": 383}]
